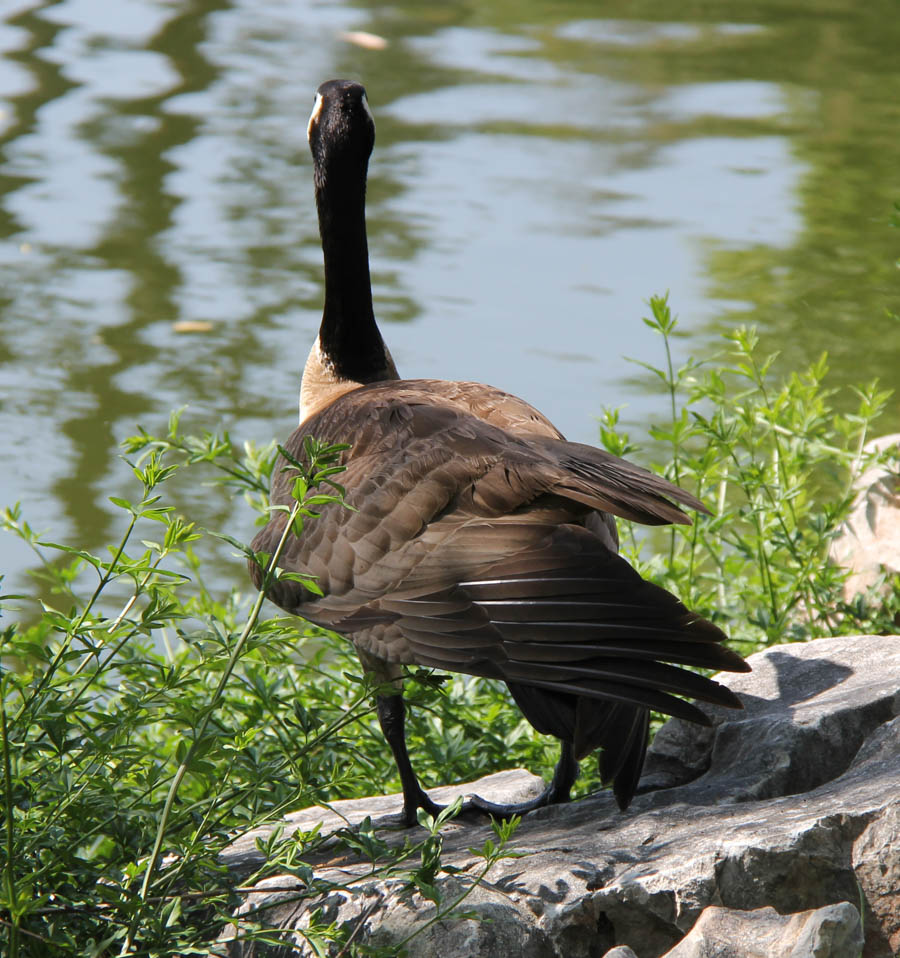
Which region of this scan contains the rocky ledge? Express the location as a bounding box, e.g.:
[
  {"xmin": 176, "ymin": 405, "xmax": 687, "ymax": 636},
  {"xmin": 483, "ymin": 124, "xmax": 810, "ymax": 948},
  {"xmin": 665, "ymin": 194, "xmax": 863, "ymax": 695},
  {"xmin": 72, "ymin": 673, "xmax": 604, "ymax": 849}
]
[{"xmin": 216, "ymin": 633, "xmax": 900, "ymax": 958}]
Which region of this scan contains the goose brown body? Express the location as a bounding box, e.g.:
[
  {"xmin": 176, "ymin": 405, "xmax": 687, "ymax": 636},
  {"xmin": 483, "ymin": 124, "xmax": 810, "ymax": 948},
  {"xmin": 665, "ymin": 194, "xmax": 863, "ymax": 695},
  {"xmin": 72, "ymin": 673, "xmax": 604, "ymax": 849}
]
[{"xmin": 250, "ymin": 79, "xmax": 748, "ymax": 822}]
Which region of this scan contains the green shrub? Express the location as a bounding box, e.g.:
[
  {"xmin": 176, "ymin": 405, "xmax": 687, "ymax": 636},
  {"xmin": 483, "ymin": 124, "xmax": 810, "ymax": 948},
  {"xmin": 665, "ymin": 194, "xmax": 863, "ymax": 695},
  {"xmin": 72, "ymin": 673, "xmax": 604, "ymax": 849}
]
[
  {"xmin": 602, "ymin": 294, "xmax": 897, "ymax": 653},
  {"xmin": 1, "ymin": 301, "xmax": 896, "ymax": 955},
  {"xmin": 1, "ymin": 431, "xmax": 522, "ymax": 955}
]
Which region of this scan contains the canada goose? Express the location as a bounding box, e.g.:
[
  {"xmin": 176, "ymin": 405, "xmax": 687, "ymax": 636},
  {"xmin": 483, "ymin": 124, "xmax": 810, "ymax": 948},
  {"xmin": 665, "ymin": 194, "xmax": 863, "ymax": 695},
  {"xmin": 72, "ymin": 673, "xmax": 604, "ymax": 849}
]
[{"xmin": 250, "ymin": 79, "xmax": 748, "ymax": 825}]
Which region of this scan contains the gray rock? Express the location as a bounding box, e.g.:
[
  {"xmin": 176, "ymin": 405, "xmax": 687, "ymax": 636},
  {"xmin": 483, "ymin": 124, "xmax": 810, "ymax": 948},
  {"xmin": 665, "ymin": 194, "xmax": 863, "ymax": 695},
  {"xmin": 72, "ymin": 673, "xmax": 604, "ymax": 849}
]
[
  {"xmin": 217, "ymin": 635, "xmax": 900, "ymax": 958},
  {"xmin": 789, "ymin": 901, "xmax": 864, "ymax": 957},
  {"xmin": 852, "ymin": 799, "xmax": 900, "ymax": 957},
  {"xmin": 640, "ymin": 632, "xmax": 900, "ymax": 801},
  {"xmin": 219, "ymin": 873, "xmax": 555, "ymax": 958},
  {"xmin": 829, "ymin": 433, "xmax": 900, "ymax": 606},
  {"xmin": 603, "ymin": 948, "xmax": 640, "ymax": 958},
  {"xmin": 224, "ymin": 768, "xmax": 547, "ymax": 873},
  {"xmin": 661, "ymin": 902, "xmax": 863, "ymax": 958}
]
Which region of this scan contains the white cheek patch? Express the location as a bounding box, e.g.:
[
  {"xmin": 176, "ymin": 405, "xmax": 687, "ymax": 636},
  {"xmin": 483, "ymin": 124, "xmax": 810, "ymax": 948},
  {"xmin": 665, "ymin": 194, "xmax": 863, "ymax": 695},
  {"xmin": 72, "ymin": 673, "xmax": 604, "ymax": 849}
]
[
  {"xmin": 361, "ymin": 92, "xmax": 375, "ymax": 131},
  {"xmin": 307, "ymin": 92, "xmax": 323, "ymax": 142}
]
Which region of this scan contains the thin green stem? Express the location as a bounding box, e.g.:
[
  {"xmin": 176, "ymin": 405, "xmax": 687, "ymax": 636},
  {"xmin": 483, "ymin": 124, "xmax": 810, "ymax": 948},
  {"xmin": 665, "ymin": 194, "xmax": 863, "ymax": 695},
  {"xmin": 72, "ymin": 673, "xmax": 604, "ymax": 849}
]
[
  {"xmin": 844, "ymin": 415, "xmax": 870, "ymax": 501},
  {"xmin": 15, "ymin": 510, "xmax": 140, "ymax": 723},
  {"xmin": 1, "ymin": 513, "xmax": 79, "ymax": 605},
  {"xmin": 1, "ymin": 690, "xmax": 19, "ymax": 958},
  {"xmin": 391, "ymin": 852, "xmax": 503, "ymax": 952},
  {"xmin": 59, "ymin": 551, "xmax": 170, "ymax": 715},
  {"xmin": 126, "ymin": 499, "xmax": 302, "ymax": 951},
  {"xmin": 715, "ymin": 475, "xmax": 728, "ymax": 615},
  {"xmin": 659, "ymin": 323, "xmax": 682, "ymax": 567},
  {"xmin": 23, "ymin": 617, "xmax": 148, "ymax": 779},
  {"xmin": 105, "ymin": 551, "xmax": 167, "ymax": 635},
  {"xmin": 739, "ymin": 341, "xmax": 836, "ymax": 624},
  {"xmin": 0, "ymin": 916, "xmax": 59, "ymax": 948}
]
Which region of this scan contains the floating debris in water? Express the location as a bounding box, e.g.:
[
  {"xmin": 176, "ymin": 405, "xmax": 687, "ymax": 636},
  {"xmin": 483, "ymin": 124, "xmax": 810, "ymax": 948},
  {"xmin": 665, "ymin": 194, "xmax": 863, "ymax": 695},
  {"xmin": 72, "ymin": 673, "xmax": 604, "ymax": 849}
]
[
  {"xmin": 172, "ymin": 320, "xmax": 214, "ymax": 334},
  {"xmin": 339, "ymin": 30, "xmax": 388, "ymax": 50}
]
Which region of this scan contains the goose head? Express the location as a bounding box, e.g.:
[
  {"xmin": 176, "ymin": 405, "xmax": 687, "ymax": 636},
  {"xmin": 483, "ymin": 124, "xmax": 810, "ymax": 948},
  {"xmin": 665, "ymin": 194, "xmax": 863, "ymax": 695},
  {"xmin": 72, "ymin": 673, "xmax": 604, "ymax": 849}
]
[{"xmin": 307, "ymin": 79, "xmax": 376, "ymax": 191}]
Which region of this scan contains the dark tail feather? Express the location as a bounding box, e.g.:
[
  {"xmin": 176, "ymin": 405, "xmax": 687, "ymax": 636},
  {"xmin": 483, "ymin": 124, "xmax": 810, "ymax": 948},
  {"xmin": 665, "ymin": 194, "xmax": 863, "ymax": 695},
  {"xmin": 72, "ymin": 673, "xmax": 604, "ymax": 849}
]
[
  {"xmin": 506, "ymin": 683, "xmax": 652, "ymax": 810},
  {"xmin": 506, "ymin": 680, "xmax": 576, "ymax": 741},
  {"xmin": 601, "ymin": 705, "xmax": 649, "ymax": 810}
]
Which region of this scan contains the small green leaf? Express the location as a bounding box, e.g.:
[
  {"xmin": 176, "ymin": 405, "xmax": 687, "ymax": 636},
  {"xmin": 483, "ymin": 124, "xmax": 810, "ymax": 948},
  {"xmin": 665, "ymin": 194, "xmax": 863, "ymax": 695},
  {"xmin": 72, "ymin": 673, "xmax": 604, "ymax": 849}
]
[{"xmin": 209, "ymin": 531, "xmax": 257, "ymax": 560}]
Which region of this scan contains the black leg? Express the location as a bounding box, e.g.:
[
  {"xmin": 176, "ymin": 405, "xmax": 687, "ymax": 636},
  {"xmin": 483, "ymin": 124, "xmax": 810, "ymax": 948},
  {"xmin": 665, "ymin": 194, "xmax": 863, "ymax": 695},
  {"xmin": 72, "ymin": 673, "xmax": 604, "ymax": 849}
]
[
  {"xmin": 550, "ymin": 739, "xmax": 579, "ymax": 800},
  {"xmin": 376, "ymin": 693, "xmax": 443, "ymax": 825},
  {"xmin": 465, "ymin": 739, "xmax": 579, "ymax": 817},
  {"xmin": 376, "ymin": 691, "xmax": 579, "ymax": 826}
]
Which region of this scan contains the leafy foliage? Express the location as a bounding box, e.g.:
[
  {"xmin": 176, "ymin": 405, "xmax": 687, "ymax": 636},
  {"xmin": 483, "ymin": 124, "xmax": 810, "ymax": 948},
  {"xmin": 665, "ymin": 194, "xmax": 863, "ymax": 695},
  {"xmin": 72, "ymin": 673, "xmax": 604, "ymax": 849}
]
[
  {"xmin": 603, "ymin": 294, "xmax": 898, "ymax": 653},
  {"xmin": 1, "ymin": 426, "xmax": 520, "ymax": 955},
  {"xmin": 1, "ymin": 308, "xmax": 896, "ymax": 954}
]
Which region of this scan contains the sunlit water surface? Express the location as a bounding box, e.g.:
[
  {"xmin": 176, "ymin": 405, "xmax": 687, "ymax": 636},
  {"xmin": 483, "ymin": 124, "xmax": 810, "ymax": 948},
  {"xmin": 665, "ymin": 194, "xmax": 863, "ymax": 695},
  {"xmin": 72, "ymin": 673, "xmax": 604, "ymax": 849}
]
[{"xmin": 1, "ymin": 0, "xmax": 898, "ymax": 601}]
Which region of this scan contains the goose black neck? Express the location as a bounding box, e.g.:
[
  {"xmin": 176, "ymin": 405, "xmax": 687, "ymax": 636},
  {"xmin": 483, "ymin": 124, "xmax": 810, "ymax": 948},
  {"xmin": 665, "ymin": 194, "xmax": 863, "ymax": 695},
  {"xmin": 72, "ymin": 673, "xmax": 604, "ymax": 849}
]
[{"xmin": 315, "ymin": 159, "xmax": 387, "ymax": 383}]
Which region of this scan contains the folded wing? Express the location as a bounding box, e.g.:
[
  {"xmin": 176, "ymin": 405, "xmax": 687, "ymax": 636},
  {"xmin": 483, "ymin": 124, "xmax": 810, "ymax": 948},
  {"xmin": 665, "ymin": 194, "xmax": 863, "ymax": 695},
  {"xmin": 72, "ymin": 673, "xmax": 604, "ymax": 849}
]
[{"xmin": 251, "ymin": 380, "xmax": 746, "ymax": 807}]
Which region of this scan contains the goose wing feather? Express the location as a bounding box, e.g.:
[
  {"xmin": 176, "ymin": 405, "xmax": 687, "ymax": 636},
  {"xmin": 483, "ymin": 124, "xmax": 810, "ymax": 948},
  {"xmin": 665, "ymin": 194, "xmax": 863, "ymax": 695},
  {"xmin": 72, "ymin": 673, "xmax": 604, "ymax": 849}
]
[
  {"xmin": 255, "ymin": 380, "xmax": 708, "ymax": 610},
  {"xmin": 252, "ymin": 380, "xmax": 744, "ymax": 710},
  {"xmin": 251, "ymin": 380, "xmax": 745, "ymax": 810}
]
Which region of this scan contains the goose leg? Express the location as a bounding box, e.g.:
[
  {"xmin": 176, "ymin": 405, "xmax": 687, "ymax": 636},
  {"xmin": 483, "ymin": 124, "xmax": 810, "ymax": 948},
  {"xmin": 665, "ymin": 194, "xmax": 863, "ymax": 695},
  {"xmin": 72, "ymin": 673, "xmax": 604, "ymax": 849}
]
[
  {"xmin": 377, "ymin": 692, "xmax": 578, "ymax": 824},
  {"xmin": 376, "ymin": 693, "xmax": 444, "ymax": 825},
  {"xmin": 464, "ymin": 740, "xmax": 578, "ymax": 818}
]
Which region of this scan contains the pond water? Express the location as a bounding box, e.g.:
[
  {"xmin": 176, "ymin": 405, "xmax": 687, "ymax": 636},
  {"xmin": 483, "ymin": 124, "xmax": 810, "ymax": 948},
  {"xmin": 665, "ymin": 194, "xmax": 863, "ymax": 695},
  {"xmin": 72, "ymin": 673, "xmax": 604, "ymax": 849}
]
[{"xmin": 1, "ymin": 0, "xmax": 898, "ymax": 601}]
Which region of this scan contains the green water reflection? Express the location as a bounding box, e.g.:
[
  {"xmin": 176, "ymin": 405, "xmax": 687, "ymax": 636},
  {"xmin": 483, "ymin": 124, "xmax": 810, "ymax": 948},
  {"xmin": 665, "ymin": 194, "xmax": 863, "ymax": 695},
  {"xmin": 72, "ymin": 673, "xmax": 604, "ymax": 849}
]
[{"xmin": 0, "ymin": 0, "xmax": 897, "ymax": 598}]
